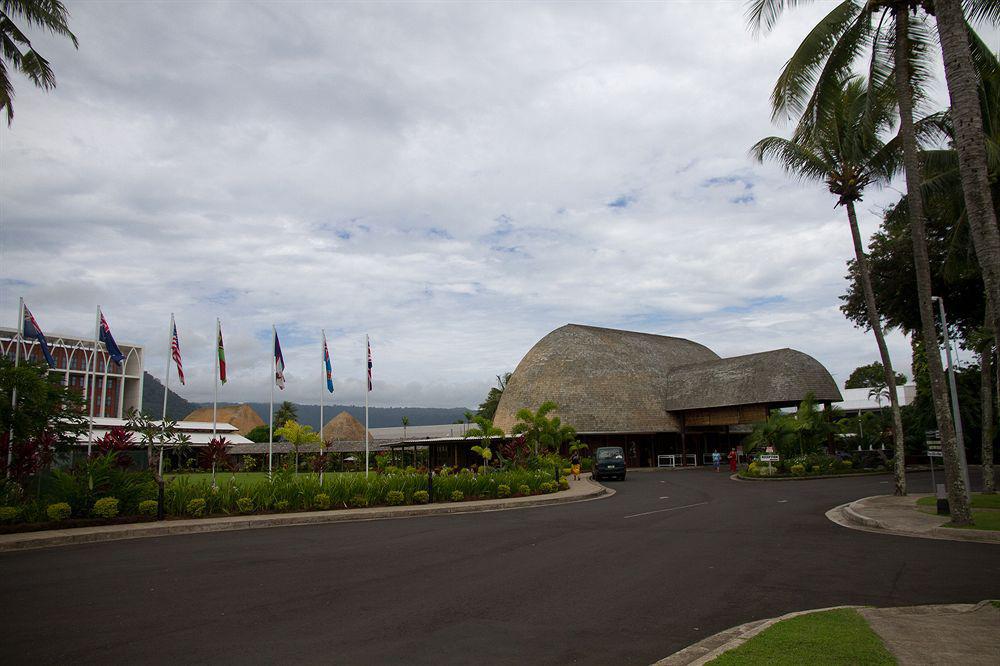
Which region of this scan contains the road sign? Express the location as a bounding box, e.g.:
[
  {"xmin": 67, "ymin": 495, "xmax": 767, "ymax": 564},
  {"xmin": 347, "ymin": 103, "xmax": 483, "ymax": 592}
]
[
  {"xmin": 759, "ymin": 454, "xmax": 780, "ymax": 462},
  {"xmin": 927, "ymin": 451, "xmax": 943, "ymax": 458}
]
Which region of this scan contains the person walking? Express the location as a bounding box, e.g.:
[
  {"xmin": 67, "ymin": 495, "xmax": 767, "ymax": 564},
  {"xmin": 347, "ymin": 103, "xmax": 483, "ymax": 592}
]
[
  {"xmin": 570, "ymin": 450, "xmax": 581, "ymax": 481},
  {"xmin": 728, "ymin": 448, "xmax": 738, "ymax": 473},
  {"xmin": 712, "ymin": 449, "xmax": 721, "ymax": 472}
]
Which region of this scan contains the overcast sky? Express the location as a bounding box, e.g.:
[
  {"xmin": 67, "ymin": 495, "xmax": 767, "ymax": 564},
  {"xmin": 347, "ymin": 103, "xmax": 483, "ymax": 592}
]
[{"xmin": 2, "ymin": 2, "xmax": 987, "ymax": 409}]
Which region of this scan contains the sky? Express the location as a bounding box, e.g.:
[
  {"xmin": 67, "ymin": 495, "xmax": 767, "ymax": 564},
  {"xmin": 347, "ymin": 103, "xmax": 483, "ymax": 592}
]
[{"xmin": 1, "ymin": 2, "xmax": 988, "ymax": 410}]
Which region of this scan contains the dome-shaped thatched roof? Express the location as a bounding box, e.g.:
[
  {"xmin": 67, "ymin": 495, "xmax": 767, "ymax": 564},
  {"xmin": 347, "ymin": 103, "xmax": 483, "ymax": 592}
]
[
  {"xmin": 322, "ymin": 411, "xmax": 372, "ymax": 443},
  {"xmin": 663, "ymin": 348, "xmax": 843, "ymax": 410},
  {"xmin": 493, "ymin": 324, "xmax": 720, "ymax": 434},
  {"xmin": 184, "ymin": 403, "xmax": 265, "ymax": 435}
]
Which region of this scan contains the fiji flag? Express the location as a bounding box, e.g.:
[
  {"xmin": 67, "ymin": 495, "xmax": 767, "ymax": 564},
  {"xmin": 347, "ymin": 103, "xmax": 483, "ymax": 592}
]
[
  {"xmin": 274, "ymin": 329, "xmax": 286, "ymax": 390},
  {"xmin": 99, "ymin": 311, "xmax": 125, "ymax": 365},
  {"xmin": 22, "ymin": 304, "xmax": 55, "ymax": 368},
  {"xmin": 323, "ymin": 332, "xmax": 334, "ymax": 393}
]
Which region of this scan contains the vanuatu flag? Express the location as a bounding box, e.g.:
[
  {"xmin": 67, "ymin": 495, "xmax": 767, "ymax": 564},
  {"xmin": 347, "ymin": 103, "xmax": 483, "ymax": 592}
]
[{"xmin": 217, "ymin": 319, "xmax": 227, "ymax": 384}]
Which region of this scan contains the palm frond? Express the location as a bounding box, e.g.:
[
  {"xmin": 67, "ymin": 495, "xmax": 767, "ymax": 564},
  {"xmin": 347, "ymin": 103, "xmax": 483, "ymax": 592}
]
[
  {"xmin": 963, "ymin": 0, "xmax": 1000, "ymax": 26},
  {"xmin": 745, "ymin": 0, "xmax": 820, "ymax": 36},
  {"xmin": 0, "ymin": 0, "xmax": 78, "ymax": 48},
  {"xmin": 750, "ymin": 135, "xmax": 832, "ymax": 183}
]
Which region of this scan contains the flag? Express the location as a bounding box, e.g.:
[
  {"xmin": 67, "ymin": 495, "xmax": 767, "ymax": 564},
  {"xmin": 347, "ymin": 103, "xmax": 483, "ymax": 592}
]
[
  {"xmin": 170, "ymin": 320, "xmax": 185, "ymax": 385},
  {"xmin": 99, "ymin": 311, "xmax": 125, "ymax": 365},
  {"xmin": 323, "ymin": 332, "xmax": 334, "ymax": 393},
  {"xmin": 22, "ymin": 304, "xmax": 55, "ymax": 368},
  {"xmin": 274, "ymin": 331, "xmax": 285, "ymax": 390},
  {"xmin": 217, "ymin": 321, "xmax": 227, "ymax": 384},
  {"xmin": 367, "ymin": 336, "xmax": 372, "ymax": 392}
]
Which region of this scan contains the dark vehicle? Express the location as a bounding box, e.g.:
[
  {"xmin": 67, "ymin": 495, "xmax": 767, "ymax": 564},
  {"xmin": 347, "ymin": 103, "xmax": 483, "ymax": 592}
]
[{"xmin": 593, "ymin": 446, "xmax": 627, "ymax": 481}]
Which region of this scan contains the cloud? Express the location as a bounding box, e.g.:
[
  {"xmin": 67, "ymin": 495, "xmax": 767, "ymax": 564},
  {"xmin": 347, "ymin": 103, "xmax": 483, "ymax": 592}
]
[{"xmin": 2, "ymin": 2, "xmax": 954, "ymax": 409}]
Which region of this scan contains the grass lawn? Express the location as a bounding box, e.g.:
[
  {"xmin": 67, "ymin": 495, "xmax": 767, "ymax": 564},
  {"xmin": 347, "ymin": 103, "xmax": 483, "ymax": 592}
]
[
  {"xmin": 916, "ymin": 493, "xmax": 1000, "ymax": 510},
  {"xmin": 709, "ymin": 609, "xmax": 895, "ymax": 665},
  {"xmin": 943, "ymin": 510, "xmax": 1000, "ymax": 531}
]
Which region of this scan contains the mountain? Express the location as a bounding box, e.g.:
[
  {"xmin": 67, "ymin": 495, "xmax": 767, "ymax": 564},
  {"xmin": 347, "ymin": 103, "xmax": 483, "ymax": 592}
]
[{"xmin": 141, "ymin": 371, "xmax": 196, "ymax": 420}]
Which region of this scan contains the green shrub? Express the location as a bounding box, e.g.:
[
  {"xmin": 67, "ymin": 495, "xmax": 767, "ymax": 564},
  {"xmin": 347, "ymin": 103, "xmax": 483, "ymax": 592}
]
[
  {"xmin": 497, "ymin": 484, "xmax": 511, "ymax": 498},
  {"xmin": 450, "ymin": 490, "xmax": 464, "ymax": 502},
  {"xmin": 313, "ymin": 493, "xmax": 331, "ymax": 510},
  {"xmin": 47, "ymin": 502, "xmax": 72, "ymax": 521},
  {"xmin": 518, "ymin": 484, "xmax": 531, "ymax": 496},
  {"xmin": 561, "ymin": 467, "xmax": 572, "ymax": 476},
  {"xmin": 274, "ymin": 499, "xmax": 290, "ymax": 512},
  {"xmin": 413, "ymin": 490, "xmax": 429, "ymax": 504},
  {"xmin": 93, "ymin": 497, "xmax": 120, "ymax": 519},
  {"xmin": 236, "ymin": 497, "xmax": 255, "ymax": 514},
  {"xmin": 790, "ymin": 464, "xmax": 806, "ymax": 476},
  {"xmin": 186, "ymin": 498, "xmax": 207, "ymax": 517},
  {"xmin": 349, "ymin": 495, "xmax": 368, "ymax": 508},
  {"xmin": 243, "ymin": 456, "xmax": 258, "ymax": 472},
  {"xmin": 386, "ymin": 490, "xmax": 405, "ymax": 506},
  {"xmin": 558, "ymin": 478, "xmax": 570, "ymax": 491},
  {"xmin": 138, "ymin": 500, "xmax": 158, "ymax": 516},
  {"xmin": 842, "ymin": 460, "xmax": 853, "ymax": 470},
  {"xmin": 811, "ymin": 465, "xmax": 821, "ymax": 475},
  {"xmin": 0, "ymin": 506, "xmax": 20, "ymax": 522}
]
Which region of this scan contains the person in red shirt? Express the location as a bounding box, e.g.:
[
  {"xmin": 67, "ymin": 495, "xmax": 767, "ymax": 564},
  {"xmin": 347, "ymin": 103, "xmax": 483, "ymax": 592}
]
[{"xmin": 728, "ymin": 448, "xmax": 738, "ymax": 473}]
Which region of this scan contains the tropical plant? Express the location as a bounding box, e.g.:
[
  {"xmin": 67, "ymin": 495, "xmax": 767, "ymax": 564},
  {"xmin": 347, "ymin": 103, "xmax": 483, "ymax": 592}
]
[
  {"xmin": 845, "ymin": 362, "xmax": 907, "ymax": 389},
  {"xmin": 246, "ymin": 425, "xmax": 270, "ymax": 443},
  {"xmin": 464, "ymin": 415, "xmax": 504, "ymax": 470},
  {"xmin": 401, "ymin": 415, "xmax": 409, "ymax": 441},
  {"xmin": 746, "ymin": 0, "xmax": 975, "ymax": 517},
  {"xmin": 274, "ymin": 401, "xmax": 298, "ymax": 426},
  {"xmin": 511, "ymin": 401, "xmax": 578, "ymax": 457},
  {"xmin": 477, "ymin": 372, "xmax": 511, "ymax": 420},
  {"xmin": 274, "ymin": 420, "xmax": 320, "ymax": 473},
  {"xmin": 198, "ymin": 437, "xmax": 231, "ymax": 487},
  {"xmin": 0, "ymin": 0, "xmax": 78, "ymax": 125},
  {"xmin": 92, "ymin": 496, "xmax": 119, "ymax": 519},
  {"xmin": 95, "ymin": 427, "xmax": 135, "ymax": 470}
]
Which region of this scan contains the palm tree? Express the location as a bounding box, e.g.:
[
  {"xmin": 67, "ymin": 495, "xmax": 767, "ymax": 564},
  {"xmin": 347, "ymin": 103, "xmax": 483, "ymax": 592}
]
[
  {"xmin": 401, "ymin": 415, "xmax": 409, "ymax": 441},
  {"xmin": 511, "ymin": 401, "xmax": 577, "ymax": 457},
  {"xmin": 463, "ymin": 416, "xmax": 503, "ymax": 471},
  {"xmin": 0, "ymin": 0, "xmax": 77, "ymax": 125},
  {"xmin": 274, "ymin": 420, "xmax": 320, "ymax": 474},
  {"xmin": 752, "ymin": 75, "xmax": 909, "ymax": 494},
  {"xmin": 747, "ymin": 0, "xmax": 974, "ymax": 524}
]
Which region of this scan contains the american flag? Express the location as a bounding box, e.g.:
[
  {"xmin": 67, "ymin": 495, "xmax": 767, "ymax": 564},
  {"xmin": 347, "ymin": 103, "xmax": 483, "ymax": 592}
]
[
  {"xmin": 274, "ymin": 330, "xmax": 286, "ymax": 390},
  {"xmin": 367, "ymin": 336, "xmax": 373, "ymax": 392},
  {"xmin": 171, "ymin": 319, "xmax": 185, "ymax": 385}
]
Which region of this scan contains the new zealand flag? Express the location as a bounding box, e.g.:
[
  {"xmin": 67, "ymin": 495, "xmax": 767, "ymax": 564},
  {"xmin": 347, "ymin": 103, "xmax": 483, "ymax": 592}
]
[
  {"xmin": 22, "ymin": 304, "xmax": 55, "ymax": 368},
  {"xmin": 99, "ymin": 311, "xmax": 125, "ymax": 365}
]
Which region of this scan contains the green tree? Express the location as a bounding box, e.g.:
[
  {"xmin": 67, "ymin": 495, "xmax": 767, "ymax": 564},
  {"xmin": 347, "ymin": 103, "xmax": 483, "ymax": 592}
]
[
  {"xmin": 0, "ymin": 0, "xmax": 78, "ymax": 125},
  {"xmin": 477, "ymin": 372, "xmax": 511, "ymax": 420},
  {"xmin": 246, "ymin": 425, "xmax": 270, "ymax": 443},
  {"xmin": 464, "ymin": 415, "xmax": 504, "ymax": 470},
  {"xmin": 748, "ymin": 0, "xmax": 973, "ymax": 523},
  {"xmin": 401, "ymin": 415, "xmax": 409, "ymax": 441},
  {"xmin": 845, "ymin": 362, "xmax": 907, "ymax": 389},
  {"xmin": 274, "ymin": 401, "xmax": 297, "ymax": 426},
  {"xmin": 511, "ymin": 401, "xmax": 577, "ymax": 457},
  {"xmin": 274, "ymin": 420, "xmax": 320, "ymax": 473},
  {"xmin": 752, "ymin": 74, "xmax": 909, "ymax": 495}
]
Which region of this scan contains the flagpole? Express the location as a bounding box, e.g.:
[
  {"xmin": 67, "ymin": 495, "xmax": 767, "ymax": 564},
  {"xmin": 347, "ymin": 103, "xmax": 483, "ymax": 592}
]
[
  {"xmin": 269, "ymin": 325, "xmax": 275, "ymax": 475},
  {"xmin": 213, "ymin": 318, "xmax": 219, "ymax": 440},
  {"xmin": 87, "ymin": 307, "xmax": 100, "ymax": 457},
  {"xmin": 320, "ymin": 329, "xmax": 325, "ymax": 479},
  {"xmin": 159, "ymin": 313, "xmax": 173, "ymax": 477},
  {"xmin": 365, "ymin": 334, "xmax": 369, "ymax": 478},
  {"xmin": 6, "ymin": 297, "xmax": 24, "ymax": 477}
]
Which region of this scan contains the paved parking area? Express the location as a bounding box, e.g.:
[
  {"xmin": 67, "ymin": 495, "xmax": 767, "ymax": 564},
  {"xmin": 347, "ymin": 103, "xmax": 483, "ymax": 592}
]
[{"xmin": 3, "ymin": 470, "xmax": 998, "ymax": 664}]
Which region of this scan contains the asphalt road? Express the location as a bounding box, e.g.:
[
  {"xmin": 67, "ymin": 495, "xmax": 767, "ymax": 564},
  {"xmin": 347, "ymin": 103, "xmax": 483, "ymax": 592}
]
[{"xmin": 3, "ymin": 470, "xmax": 998, "ymax": 665}]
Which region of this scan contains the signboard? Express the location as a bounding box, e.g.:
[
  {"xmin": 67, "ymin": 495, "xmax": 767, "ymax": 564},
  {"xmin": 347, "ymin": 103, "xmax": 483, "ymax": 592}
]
[
  {"xmin": 765, "ymin": 446, "xmax": 775, "ymax": 454},
  {"xmin": 927, "ymin": 451, "xmax": 943, "ymax": 458},
  {"xmin": 759, "ymin": 454, "xmax": 780, "ymax": 462}
]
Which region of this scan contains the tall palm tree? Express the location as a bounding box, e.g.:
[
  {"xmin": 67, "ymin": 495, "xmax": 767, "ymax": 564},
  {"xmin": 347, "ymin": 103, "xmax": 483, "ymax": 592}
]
[
  {"xmin": 747, "ymin": 0, "xmax": 974, "ymax": 524},
  {"xmin": 0, "ymin": 0, "xmax": 77, "ymax": 125},
  {"xmin": 753, "ymin": 75, "xmax": 909, "ymax": 494}
]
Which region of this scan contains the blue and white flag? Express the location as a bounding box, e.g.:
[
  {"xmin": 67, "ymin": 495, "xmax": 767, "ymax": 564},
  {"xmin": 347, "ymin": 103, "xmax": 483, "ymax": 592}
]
[
  {"xmin": 323, "ymin": 332, "xmax": 334, "ymax": 393},
  {"xmin": 274, "ymin": 331, "xmax": 286, "ymax": 390},
  {"xmin": 22, "ymin": 304, "xmax": 55, "ymax": 368},
  {"xmin": 99, "ymin": 311, "xmax": 125, "ymax": 365}
]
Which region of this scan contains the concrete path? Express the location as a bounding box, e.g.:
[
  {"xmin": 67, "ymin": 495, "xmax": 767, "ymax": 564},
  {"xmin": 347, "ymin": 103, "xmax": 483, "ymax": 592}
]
[
  {"xmin": 0, "ymin": 473, "xmax": 610, "ymax": 552},
  {"xmin": 859, "ymin": 602, "xmax": 1000, "ymax": 666},
  {"xmin": 658, "ymin": 602, "xmax": 1000, "ymax": 665},
  {"xmin": 828, "ymin": 494, "xmax": 1000, "ymax": 544}
]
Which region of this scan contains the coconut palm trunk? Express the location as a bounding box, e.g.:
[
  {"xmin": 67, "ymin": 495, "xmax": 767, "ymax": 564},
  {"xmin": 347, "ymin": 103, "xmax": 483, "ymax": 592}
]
[
  {"xmin": 845, "ymin": 200, "xmax": 907, "ymax": 495},
  {"xmin": 894, "ymin": 7, "xmax": 973, "ymax": 524},
  {"xmin": 981, "ymin": 302, "xmax": 996, "ymax": 493},
  {"xmin": 933, "ymin": 0, "xmax": 1000, "ymax": 341}
]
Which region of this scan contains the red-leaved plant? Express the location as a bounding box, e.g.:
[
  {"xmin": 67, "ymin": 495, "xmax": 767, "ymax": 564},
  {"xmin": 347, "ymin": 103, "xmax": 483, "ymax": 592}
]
[{"xmin": 95, "ymin": 427, "xmax": 135, "ymax": 470}]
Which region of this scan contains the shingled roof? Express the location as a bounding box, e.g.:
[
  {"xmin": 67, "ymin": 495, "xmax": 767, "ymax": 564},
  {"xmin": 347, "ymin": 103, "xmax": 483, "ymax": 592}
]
[
  {"xmin": 493, "ymin": 324, "xmax": 720, "ymax": 434},
  {"xmin": 662, "ymin": 348, "xmax": 843, "ymax": 411}
]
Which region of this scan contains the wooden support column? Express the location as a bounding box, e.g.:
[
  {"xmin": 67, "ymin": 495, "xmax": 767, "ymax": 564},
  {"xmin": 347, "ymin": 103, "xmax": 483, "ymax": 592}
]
[
  {"xmin": 825, "ymin": 402, "xmax": 835, "ymax": 454},
  {"xmin": 680, "ymin": 416, "xmax": 687, "ymax": 466}
]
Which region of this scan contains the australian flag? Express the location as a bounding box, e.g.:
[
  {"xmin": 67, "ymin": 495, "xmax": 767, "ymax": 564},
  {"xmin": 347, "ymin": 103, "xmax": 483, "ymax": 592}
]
[
  {"xmin": 99, "ymin": 311, "xmax": 125, "ymax": 366},
  {"xmin": 22, "ymin": 304, "xmax": 55, "ymax": 368}
]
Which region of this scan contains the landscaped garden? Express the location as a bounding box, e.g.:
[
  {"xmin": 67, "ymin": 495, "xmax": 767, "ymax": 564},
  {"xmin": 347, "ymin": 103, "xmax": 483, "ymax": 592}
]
[{"xmin": 915, "ymin": 493, "xmax": 1000, "ymax": 531}]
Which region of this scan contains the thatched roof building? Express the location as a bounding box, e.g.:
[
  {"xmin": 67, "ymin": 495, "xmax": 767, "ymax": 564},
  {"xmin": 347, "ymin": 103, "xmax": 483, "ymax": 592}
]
[
  {"xmin": 184, "ymin": 403, "xmax": 265, "ymax": 436},
  {"xmin": 493, "ymin": 325, "xmax": 842, "ymax": 466},
  {"xmin": 322, "ymin": 411, "xmax": 373, "ymax": 444}
]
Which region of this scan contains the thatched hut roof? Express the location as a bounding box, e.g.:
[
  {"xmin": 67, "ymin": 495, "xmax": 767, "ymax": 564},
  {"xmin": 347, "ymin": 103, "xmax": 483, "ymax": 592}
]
[
  {"xmin": 662, "ymin": 348, "xmax": 843, "ymax": 411},
  {"xmin": 493, "ymin": 324, "xmax": 842, "ymax": 435},
  {"xmin": 184, "ymin": 403, "xmax": 265, "ymax": 436},
  {"xmin": 322, "ymin": 411, "xmax": 372, "ymax": 443},
  {"xmin": 493, "ymin": 324, "xmax": 720, "ymax": 434}
]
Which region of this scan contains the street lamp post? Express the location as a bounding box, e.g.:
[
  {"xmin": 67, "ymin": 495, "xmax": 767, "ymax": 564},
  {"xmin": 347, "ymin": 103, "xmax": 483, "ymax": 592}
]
[{"xmin": 931, "ymin": 296, "xmax": 971, "ymax": 502}]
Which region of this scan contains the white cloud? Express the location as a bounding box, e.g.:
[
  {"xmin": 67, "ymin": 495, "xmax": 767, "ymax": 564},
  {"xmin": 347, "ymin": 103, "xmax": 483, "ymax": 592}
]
[{"xmin": 1, "ymin": 2, "xmax": 965, "ymax": 408}]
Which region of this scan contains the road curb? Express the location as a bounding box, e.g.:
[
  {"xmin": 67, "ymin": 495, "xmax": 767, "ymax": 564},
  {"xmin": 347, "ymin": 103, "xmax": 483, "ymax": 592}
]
[
  {"xmin": 0, "ymin": 477, "xmax": 613, "ymax": 552},
  {"xmin": 826, "ymin": 496, "xmax": 1000, "ymax": 545},
  {"xmin": 733, "ymin": 471, "xmax": 889, "ymax": 482}
]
